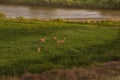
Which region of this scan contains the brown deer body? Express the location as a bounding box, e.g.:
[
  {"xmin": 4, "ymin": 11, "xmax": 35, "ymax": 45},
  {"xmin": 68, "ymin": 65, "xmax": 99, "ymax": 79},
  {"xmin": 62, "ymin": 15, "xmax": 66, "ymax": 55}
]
[
  {"xmin": 40, "ymin": 37, "xmax": 46, "ymax": 43},
  {"xmin": 53, "ymin": 36, "xmax": 57, "ymax": 41},
  {"xmin": 37, "ymin": 47, "xmax": 41, "ymax": 52}
]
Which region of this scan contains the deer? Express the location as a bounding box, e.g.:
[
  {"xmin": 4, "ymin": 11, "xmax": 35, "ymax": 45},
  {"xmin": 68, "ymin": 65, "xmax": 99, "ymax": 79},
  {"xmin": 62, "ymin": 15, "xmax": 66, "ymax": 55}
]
[
  {"xmin": 40, "ymin": 37, "xmax": 46, "ymax": 43},
  {"xmin": 52, "ymin": 34, "xmax": 57, "ymax": 41},
  {"xmin": 57, "ymin": 37, "xmax": 65, "ymax": 45},
  {"xmin": 37, "ymin": 47, "xmax": 41, "ymax": 52}
]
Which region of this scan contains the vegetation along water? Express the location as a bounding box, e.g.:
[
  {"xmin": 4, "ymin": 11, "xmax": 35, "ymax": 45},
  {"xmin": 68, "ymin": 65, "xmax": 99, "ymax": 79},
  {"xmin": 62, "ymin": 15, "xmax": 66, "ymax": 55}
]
[
  {"xmin": 0, "ymin": 1, "xmax": 120, "ymax": 78},
  {"xmin": 0, "ymin": 0, "xmax": 120, "ymax": 9}
]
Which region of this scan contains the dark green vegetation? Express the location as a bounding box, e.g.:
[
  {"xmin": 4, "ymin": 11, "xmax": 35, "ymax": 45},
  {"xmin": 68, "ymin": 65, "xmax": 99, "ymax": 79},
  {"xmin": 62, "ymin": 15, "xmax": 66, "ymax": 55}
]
[
  {"xmin": 0, "ymin": 0, "xmax": 120, "ymax": 9},
  {"xmin": 0, "ymin": 18, "xmax": 120, "ymax": 76}
]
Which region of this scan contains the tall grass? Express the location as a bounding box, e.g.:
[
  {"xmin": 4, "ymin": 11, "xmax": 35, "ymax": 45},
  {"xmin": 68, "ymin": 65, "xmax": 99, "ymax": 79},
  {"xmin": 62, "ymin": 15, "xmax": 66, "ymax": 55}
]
[{"xmin": 0, "ymin": 61, "xmax": 120, "ymax": 80}]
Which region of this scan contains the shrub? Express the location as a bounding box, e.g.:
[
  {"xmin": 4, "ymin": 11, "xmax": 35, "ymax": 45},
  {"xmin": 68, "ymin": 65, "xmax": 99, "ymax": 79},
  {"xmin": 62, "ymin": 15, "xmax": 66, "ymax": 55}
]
[{"xmin": 0, "ymin": 12, "xmax": 6, "ymax": 18}]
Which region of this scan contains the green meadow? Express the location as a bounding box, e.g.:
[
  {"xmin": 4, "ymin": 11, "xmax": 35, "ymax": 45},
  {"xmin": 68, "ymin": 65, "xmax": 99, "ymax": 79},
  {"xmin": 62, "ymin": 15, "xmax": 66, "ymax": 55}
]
[{"xmin": 0, "ymin": 19, "xmax": 120, "ymax": 75}]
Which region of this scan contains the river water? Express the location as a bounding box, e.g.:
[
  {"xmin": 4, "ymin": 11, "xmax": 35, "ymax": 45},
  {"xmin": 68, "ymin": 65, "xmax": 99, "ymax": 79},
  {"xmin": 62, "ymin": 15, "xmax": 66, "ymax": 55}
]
[{"xmin": 0, "ymin": 5, "xmax": 120, "ymax": 19}]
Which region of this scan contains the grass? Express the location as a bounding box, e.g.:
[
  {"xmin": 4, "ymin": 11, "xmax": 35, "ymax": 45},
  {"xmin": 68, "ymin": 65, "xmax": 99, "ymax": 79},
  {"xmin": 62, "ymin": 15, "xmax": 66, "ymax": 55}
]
[
  {"xmin": 19, "ymin": 61, "xmax": 120, "ymax": 80},
  {"xmin": 0, "ymin": 18, "xmax": 120, "ymax": 76},
  {"xmin": 0, "ymin": 61, "xmax": 120, "ymax": 80}
]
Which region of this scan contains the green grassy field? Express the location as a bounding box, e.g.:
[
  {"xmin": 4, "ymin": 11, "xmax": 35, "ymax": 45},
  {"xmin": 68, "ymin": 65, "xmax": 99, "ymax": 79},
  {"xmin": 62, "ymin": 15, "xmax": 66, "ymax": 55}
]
[{"xmin": 0, "ymin": 19, "xmax": 120, "ymax": 76}]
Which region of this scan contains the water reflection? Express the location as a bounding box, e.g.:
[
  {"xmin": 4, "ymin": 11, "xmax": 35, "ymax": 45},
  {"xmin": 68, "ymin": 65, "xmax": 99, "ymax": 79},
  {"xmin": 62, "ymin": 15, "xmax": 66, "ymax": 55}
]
[{"xmin": 0, "ymin": 5, "xmax": 120, "ymax": 19}]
